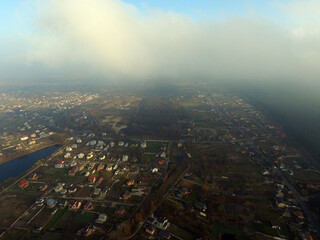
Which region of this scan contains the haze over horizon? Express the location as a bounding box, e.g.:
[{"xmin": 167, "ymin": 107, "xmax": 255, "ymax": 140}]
[
  {"xmin": 1, "ymin": 3, "xmax": 320, "ymax": 237},
  {"xmin": 1, "ymin": 0, "xmax": 320, "ymax": 85}
]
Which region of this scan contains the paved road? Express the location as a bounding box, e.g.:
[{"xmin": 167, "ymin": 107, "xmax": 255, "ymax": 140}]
[
  {"xmin": 278, "ymin": 170, "xmax": 320, "ymax": 233},
  {"xmin": 57, "ymin": 196, "xmax": 137, "ymax": 206}
]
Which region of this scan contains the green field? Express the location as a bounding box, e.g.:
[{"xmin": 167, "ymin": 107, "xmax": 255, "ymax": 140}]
[
  {"xmin": 42, "ymin": 233, "xmax": 62, "ymax": 240},
  {"xmin": 145, "ymin": 141, "xmax": 162, "ymax": 153},
  {"xmin": 212, "ymin": 224, "xmax": 244, "ymax": 238},
  {"xmin": 73, "ymin": 212, "xmax": 95, "ymax": 223},
  {"xmin": 44, "ymin": 208, "xmax": 67, "ymax": 230}
]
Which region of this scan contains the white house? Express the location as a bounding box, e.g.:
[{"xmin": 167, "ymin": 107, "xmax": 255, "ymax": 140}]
[
  {"xmin": 20, "ymin": 136, "xmax": 29, "ymax": 141},
  {"xmin": 140, "ymin": 142, "xmax": 147, "ymax": 148},
  {"xmin": 66, "ymin": 147, "xmax": 72, "ymax": 152},
  {"xmin": 96, "ymin": 213, "xmax": 107, "ymax": 224},
  {"xmin": 106, "ymin": 164, "xmax": 113, "ymax": 172},
  {"xmin": 122, "ymin": 155, "xmax": 129, "ymax": 162}
]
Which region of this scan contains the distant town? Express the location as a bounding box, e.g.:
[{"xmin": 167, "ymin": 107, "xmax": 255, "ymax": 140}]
[{"xmin": 0, "ymin": 83, "xmax": 319, "ymax": 240}]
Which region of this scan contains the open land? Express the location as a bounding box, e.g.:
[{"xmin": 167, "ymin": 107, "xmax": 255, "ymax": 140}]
[{"xmin": 0, "ymin": 84, "xmax": 319, "ymax": 239}]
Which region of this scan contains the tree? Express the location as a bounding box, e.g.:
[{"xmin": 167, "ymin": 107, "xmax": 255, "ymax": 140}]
[
  {"xmin": 135, "ymin": 212, "xmax": 144, "ymax": 224},
  {"xmin": 123, "ymin": 222, "xmax": 131, "ymax": 236}
]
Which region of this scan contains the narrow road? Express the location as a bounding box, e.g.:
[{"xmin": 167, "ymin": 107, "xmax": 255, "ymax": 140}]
[
  {"xmin": 57, "ymin": 196, "xmax": 137, "ymax": 206},
  {"xmin": 279, "ymin": 170, "xmax": 320, "ymax": 233},
  {"xmin": 27, "ymin": 205, "xmax": 45, "ymax": 224}
]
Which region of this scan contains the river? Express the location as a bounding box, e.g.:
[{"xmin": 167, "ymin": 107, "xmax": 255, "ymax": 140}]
[{"xmin": 0, "ymin": 145, "xmax": 61, "ymax": 183}]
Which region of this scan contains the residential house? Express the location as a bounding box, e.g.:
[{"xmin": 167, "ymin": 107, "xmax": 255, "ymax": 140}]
[
  {"xmin": 18, "ymin": 179, "xmax": 29, "ymax": 189},
  {"xmin": 96, "ymin": 213, "xmax": 107, "ymax": 224}
]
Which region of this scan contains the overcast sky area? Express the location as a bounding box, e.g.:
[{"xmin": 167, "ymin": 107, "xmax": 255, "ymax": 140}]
[{"xmin": 0, "ymin": 0, "xmax": 320, "ymax": 85}]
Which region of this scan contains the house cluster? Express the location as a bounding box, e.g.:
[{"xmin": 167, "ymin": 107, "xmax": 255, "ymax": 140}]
[
  {"xmin": 0, "ymin": 91, "xmax": 99, "ymax": 112},
  {"xmin": 147, "ymin": 215, "xmax": 170, "ymax": 230},
  {"xmin": 270, "ymin": 182, "xmax": 317, "ymax": 236},
  {"xmin": 1, "ymin": 120, "xmax": 55, "ymax": 154},
  {"xmin": 38, "ymin": 195, "xmax": 110, "ymax": 228},
  {"xmin": 57, "ymin": 136, "xmax": 168, "ymax": 188},
  {"xmin": 145, "ymin": 214, "xmax": 171, "ymax": 238},
  {"xmin": 10, "ymin": 125, "xmax": 172, "ymax": 238},
  {"xmin": 167, "ymin": 184, "xmax": 208, "ymax": 218},
  {"xmin": 78, "ymin": 223, "xmax": 96, "ymax": 237},
  {"xmin": 197, "ymin": 94, "xmax": 320, "ymax": 237}
]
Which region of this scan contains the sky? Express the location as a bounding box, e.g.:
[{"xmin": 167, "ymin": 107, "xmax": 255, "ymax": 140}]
[{"xmin": 0, "ymin": 0, "xmax": 320, "ymax": 84}]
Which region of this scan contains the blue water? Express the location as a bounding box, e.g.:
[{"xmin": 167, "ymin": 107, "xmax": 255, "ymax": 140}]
[{"xmin": 0, "ymin": 145, "xmax": 61, "ymax": 183}]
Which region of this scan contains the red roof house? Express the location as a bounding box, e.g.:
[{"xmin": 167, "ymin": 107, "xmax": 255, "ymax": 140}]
[
  {"xmin": 18, "ymin": 179, "xmax": 29, "ymax": 189},
  {"xmin": 88, "ymin": 175, "xmax": 96, "ymax": 183}
]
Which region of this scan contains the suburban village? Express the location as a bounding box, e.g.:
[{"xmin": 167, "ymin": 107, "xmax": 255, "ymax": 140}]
[{"xmin": 0, "ymin": 85, "xmax": 319, "ymax": 239}]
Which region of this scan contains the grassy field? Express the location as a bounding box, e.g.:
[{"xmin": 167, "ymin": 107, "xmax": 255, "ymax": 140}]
[
  {"xmin": 0, "ymin": 194, "xmax": 34, "ymax": 227},
  {"xmin": 145, "ymin": 141, "xmax": 162, "ymax": 153},
  {"xmin": 246, "ymin": 199, "xmax": 280, "ymax": 222},
  {"xmin": 44, "ymin": 208, "xmax": 67, "ymax": 230},
  {"xmin": 45, "ymin": 168, "xmax": 61, "ymax": 175},
  {"xmin": 290, "ymin": 170, "xmax": 320, "ymax": 182},
  {"xmin": 73, "ymin": 212, "xmax": 95, "ymax": 223},
  {"xmin": 42, "ymin": 233, "xmax": 62, "ymax": 240},
  {"xmin": 212, "ymin": 224, "xmax": 244, "ymax": 238}
]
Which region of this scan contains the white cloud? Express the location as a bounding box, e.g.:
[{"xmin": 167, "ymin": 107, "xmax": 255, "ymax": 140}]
[{"xmin": 1, "ymin": 0, "xmax": 320, "ymax": 83}]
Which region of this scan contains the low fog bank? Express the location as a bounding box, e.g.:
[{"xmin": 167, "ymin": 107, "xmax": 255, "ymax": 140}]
[
  {"xmin": 1, "ymin": 0, "xmax": 320, "ymax": 85},
  {"xmin": 2, "ymin": 0, "xmax": 320, "ymax": 158},
  {"xmin": 228, "ymin": 81, "xmax": 320, "ymax": 160}
]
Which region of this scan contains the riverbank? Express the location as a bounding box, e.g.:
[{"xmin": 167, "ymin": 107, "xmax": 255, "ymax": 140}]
[
  {"xmin": 0, "ymin": 144, "xmax": 62, "ymax": 187},
  {"xmin": 0, "ymin": 145, "xmax": 63, "ymax": 195},
  {"xmin": 0, "ymin": 141, "xmax": 63, "ymax": 166}
]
